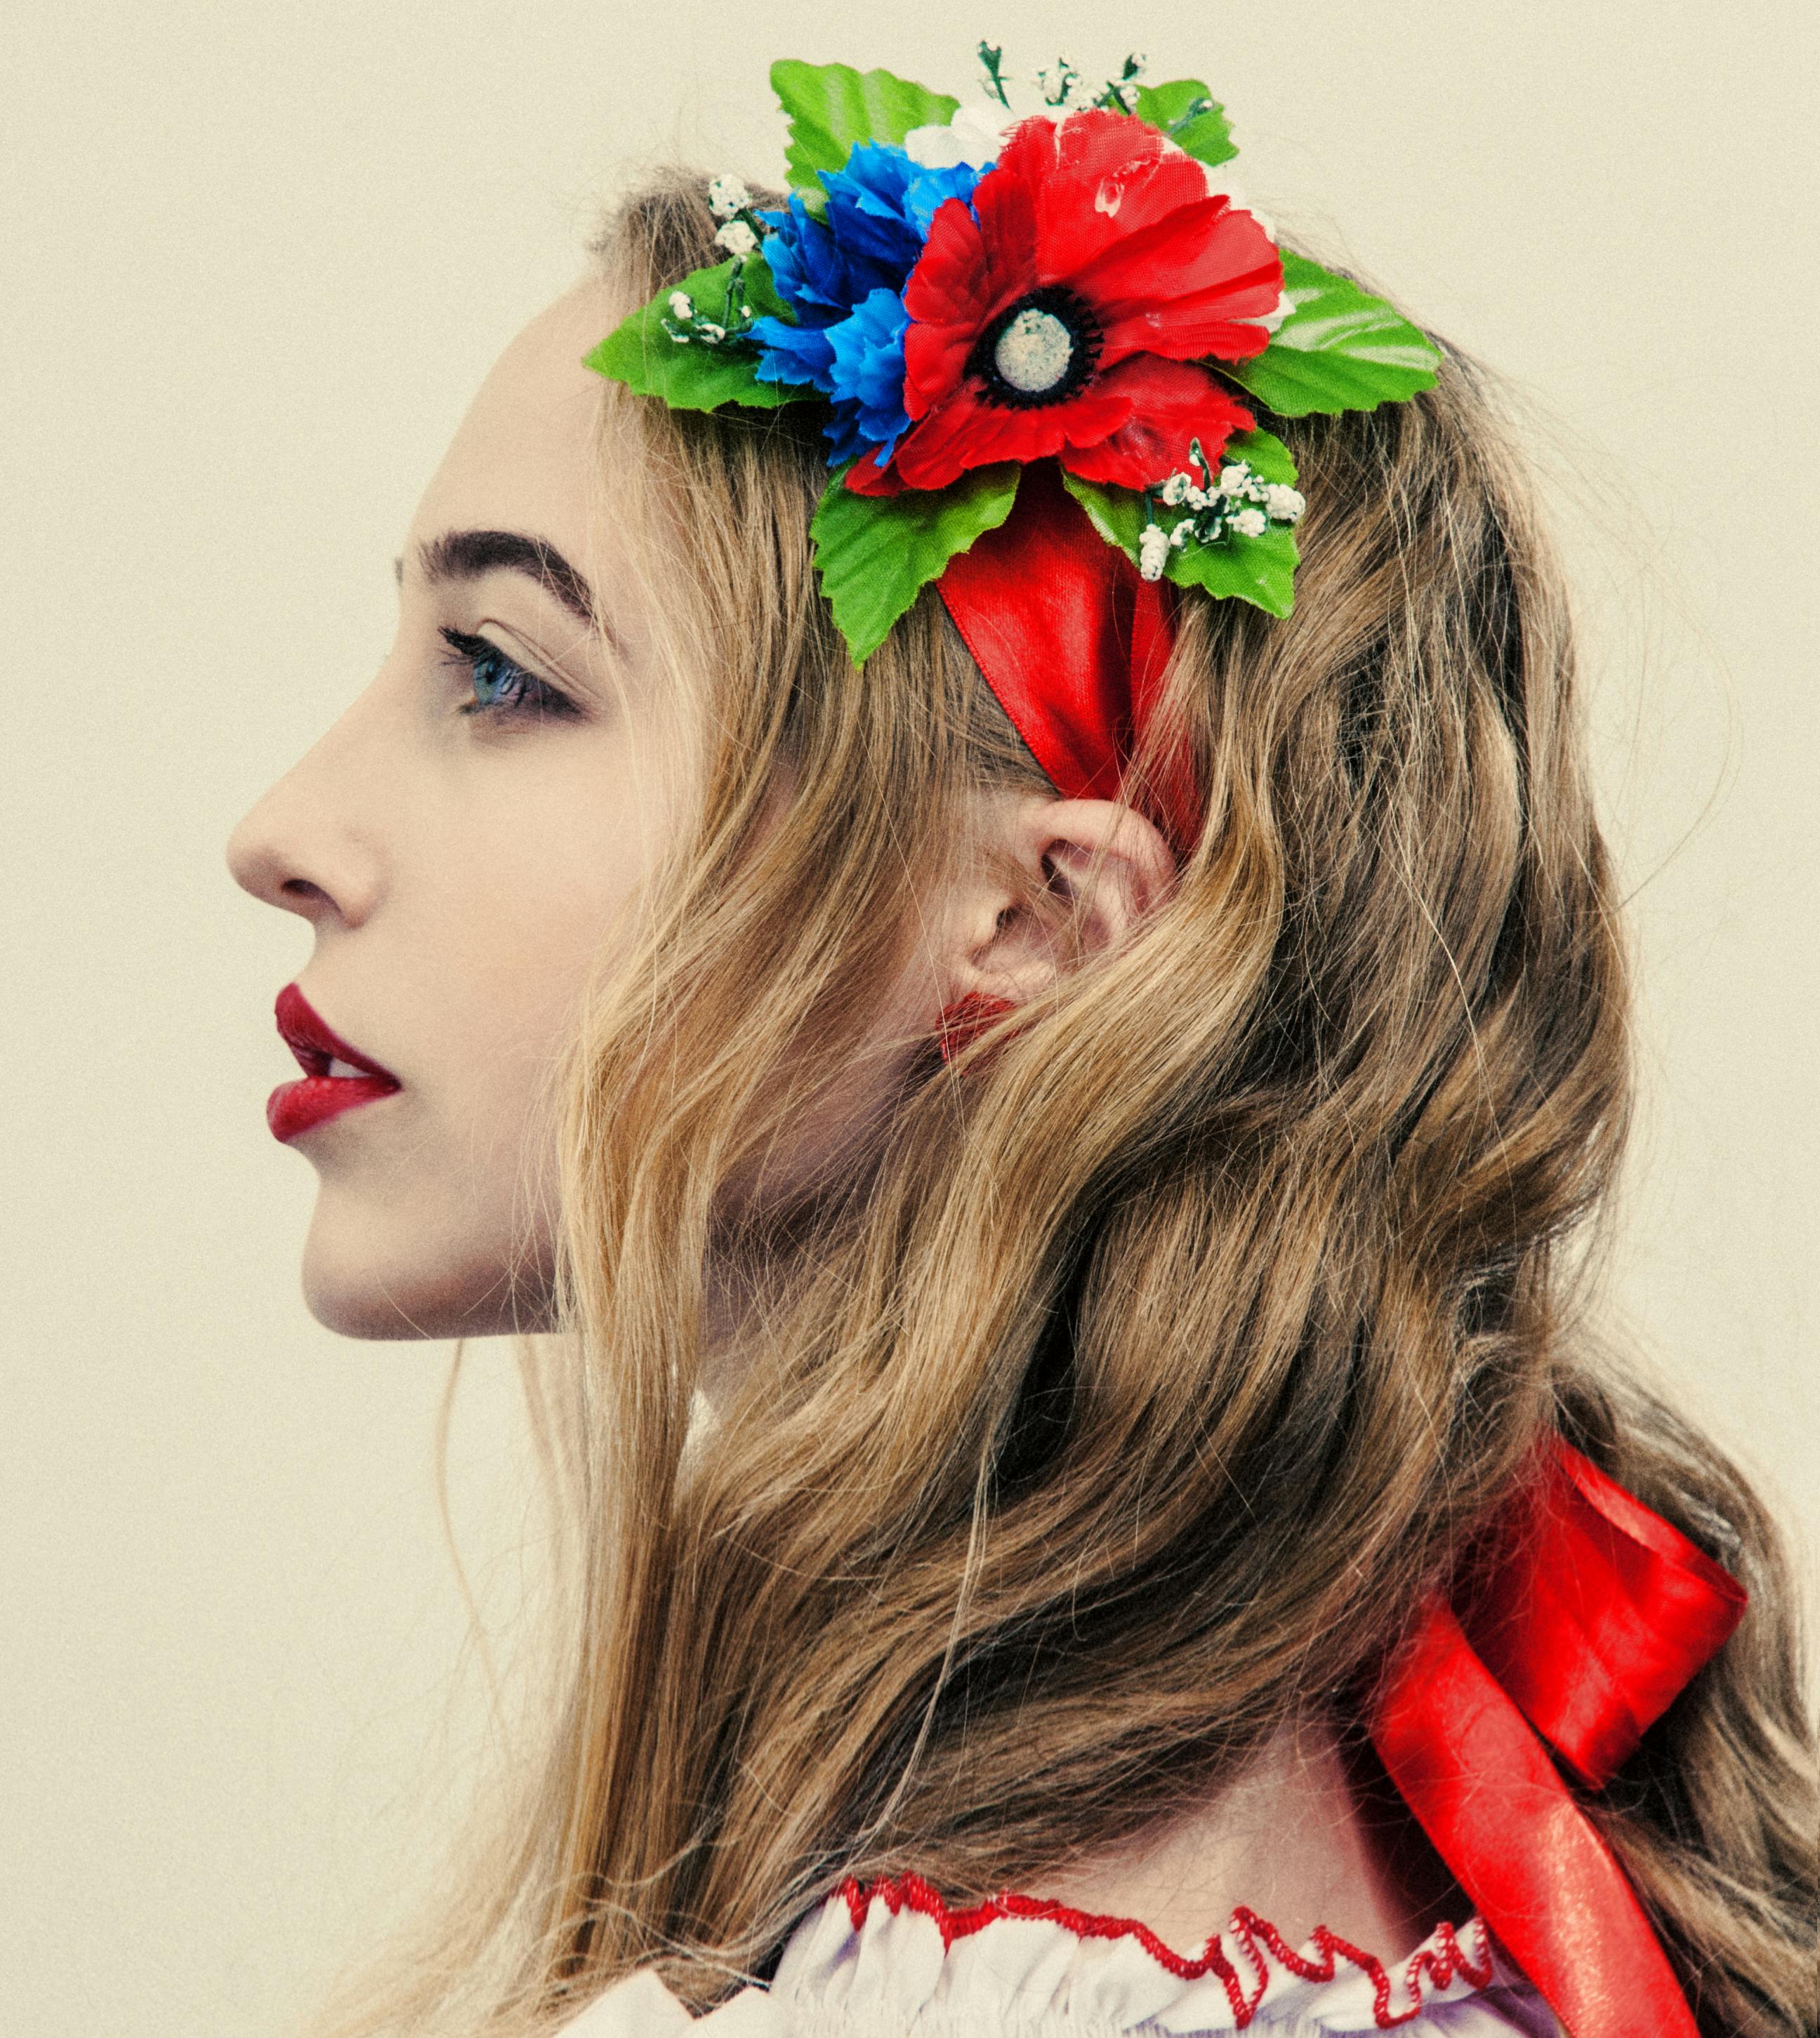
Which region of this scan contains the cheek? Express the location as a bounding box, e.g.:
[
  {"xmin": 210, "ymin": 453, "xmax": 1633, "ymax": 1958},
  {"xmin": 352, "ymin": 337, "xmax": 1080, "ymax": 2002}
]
[
  {"xmin": 295, "ymin": 727, "xmax": 685, "ymax": 1338},
  {"xmin": 406, "ymin": 750, "xmax": 676, "ymax": 1169}
]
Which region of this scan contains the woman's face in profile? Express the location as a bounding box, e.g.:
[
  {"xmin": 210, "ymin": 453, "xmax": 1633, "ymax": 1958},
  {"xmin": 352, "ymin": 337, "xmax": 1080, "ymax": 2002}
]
[
  {"xmin": 227, "ymin": 277, "xmax": 678, "ymax": 1341},
  {"xmin": 228, "ymin": 270, "xmax": 1086, "ymax": 1350}
]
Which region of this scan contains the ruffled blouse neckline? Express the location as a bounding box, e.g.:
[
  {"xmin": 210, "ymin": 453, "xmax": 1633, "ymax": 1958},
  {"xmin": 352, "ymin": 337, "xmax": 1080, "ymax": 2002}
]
[{"xmin": 559, "ymin": 1871, "xmax": 1557, "ymax": 2034}]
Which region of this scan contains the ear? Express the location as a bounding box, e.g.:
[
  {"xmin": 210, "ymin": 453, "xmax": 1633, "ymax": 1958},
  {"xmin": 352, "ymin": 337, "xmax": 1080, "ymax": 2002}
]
[{"xmin": 942, "ymin": 793, "xmax": 1177, "ymax": 1012}]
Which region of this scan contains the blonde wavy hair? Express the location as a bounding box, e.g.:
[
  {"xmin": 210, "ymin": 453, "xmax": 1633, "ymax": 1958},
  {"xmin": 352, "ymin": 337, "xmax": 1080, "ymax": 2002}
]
[{"xmin": 314, "ymin": 174, "xmax": 1816, "ymax": 2037}]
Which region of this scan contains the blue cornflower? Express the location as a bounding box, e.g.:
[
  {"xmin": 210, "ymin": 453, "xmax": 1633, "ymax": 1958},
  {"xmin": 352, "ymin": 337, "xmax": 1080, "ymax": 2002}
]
[
  {"xmin": 820, "ymin": 143, "xmax": 970, "ymax": 271},
  {"xmin": 750, "ymin": 143, "xmax": 984, "ymax": 467},
  {"xmin": 824, "ymin": 289, "xmax": 911, "ymax": 463}
]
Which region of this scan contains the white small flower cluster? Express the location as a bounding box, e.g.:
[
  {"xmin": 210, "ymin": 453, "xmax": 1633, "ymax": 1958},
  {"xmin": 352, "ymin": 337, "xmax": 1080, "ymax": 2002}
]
[
  {"xmin": 1138, "ymin": 522, "xmax": 1172, "ymax": 581},
  {"xmin": 1034, "ymin": 52, "xmax": 1146, "ymax": 114},
  {"xmin": 661, "ymin": 286, "xmax": 754, "ymax": 348},
  {"xmin": 662, "ymin": 177, "xmax": 769, "ymax": 348},
  {"xmin": 662, "ymin": 289, "xmax": 732, "ymax": 345},
  {"xmin": 1036, "ymin": 58, "xmax": 1083, "ymax": 109},
  {"xmin": 707, "ymin": 174, "xmax": 751, "ymax": 221},
  {"xmin": 1137, "ymin": 447, "xmax": 1306, "ymax": 581},
  {"xmin": 1101, "ymin": 53, "xmax": 1145, "ymax": 114},
  {"xmin": 941, "ymin": 44, "xmax": 1149, "ymax": 150},
  {"xmin": 708, "ymin": 173, "xmax": 760, "ymax": 256}
]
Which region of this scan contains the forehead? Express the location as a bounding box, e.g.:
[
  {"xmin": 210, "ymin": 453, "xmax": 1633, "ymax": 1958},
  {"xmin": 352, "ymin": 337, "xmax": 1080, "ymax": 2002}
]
[{"xmin": 408, "ymin": 275, "xmax": 616, "ymax": 564}]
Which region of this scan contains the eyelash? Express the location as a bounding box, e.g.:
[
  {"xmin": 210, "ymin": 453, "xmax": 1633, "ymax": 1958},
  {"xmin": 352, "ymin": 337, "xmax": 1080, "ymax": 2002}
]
[{"xmin": 438, "ymin": 626, "xmax": 578, "ymax": 720}]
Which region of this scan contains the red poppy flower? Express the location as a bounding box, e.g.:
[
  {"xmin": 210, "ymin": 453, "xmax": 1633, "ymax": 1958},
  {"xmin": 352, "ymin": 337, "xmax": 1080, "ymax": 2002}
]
[{"xmin": 848, "ymin": 108, "xmax": 1283, "ymax": 496}]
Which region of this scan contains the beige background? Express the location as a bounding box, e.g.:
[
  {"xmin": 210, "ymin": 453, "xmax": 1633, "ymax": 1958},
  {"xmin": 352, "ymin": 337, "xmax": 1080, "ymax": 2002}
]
[{"xmin": 4, "ymin": 4, "xmax": 1815, "ymax": 2033}]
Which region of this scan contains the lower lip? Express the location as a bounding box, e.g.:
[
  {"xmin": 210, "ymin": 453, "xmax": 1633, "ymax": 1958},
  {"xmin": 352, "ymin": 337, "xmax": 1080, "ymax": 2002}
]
[{"xmin": 267, "ymin": 1073, "xmax": 400, "ymax": 1144}]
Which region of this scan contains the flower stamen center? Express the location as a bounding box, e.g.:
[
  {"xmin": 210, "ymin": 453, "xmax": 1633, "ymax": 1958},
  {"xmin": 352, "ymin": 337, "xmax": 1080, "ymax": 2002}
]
[
  {"xmin": 994, "ymin": 307, "xmax": 1074, "ymax": 393},
  {"xmin": 970, "ymin": 288, "xmax": 1103, "ymax": 409}
]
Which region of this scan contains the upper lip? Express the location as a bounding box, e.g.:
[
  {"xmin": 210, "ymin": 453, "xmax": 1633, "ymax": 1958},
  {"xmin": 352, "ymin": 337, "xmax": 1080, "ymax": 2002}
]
[{"xmin": 275, "ymin": 982, "xmax": 401, "ymax": 1085}]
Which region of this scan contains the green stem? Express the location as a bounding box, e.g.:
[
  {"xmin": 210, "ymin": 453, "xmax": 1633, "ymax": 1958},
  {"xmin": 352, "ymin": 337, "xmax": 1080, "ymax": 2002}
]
[
  {"xmin": 723, "ymin": 257, "xmax": 748, "ymax": 330},
  {"xmin": 977, "ymin": 41, "xmax": 1011, "ymax": 109}
]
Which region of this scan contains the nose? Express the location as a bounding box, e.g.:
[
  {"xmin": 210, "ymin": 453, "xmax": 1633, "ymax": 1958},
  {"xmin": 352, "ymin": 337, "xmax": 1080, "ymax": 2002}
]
[{"xmin": 226, "ymin": 696, "xmax": 389, "ymax": 928}]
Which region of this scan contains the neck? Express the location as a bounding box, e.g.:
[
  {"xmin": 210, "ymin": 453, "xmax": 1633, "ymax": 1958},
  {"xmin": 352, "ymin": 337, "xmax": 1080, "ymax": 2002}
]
[{"xmin": 1027, "ymin": 1710, "xmax": 1458, "ymax": 1958}]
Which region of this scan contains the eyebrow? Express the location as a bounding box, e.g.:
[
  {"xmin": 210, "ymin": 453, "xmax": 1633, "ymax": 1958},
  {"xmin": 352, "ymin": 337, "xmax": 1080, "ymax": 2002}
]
[{"xmin": 408, "ymin": 528, "xmax": 609, "ymax": 640}]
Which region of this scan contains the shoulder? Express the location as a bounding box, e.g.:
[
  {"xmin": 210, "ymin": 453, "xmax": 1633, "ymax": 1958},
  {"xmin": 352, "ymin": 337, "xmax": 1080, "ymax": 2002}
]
[{"xmin": 553, "ymin": 1876, "xmax": 1559, "ymax": 2037}]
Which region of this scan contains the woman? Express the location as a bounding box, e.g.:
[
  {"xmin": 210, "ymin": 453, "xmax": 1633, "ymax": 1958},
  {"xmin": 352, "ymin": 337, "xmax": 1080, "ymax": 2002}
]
[{"xmin": 228, "ymin": 53, "xmax": 1814, "ymax": 2038}]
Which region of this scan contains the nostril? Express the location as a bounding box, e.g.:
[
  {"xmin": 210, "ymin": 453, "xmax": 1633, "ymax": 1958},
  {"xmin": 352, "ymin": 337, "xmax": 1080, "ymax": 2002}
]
[{"xmin": 225, "ymin": 809, "xmax": 286, "ymax": 904}]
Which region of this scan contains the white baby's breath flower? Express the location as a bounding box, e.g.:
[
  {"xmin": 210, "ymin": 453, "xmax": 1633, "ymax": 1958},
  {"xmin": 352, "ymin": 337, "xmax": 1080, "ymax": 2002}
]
[
  {"xmin": 1218, "ymin": 464, "xmax": 1251, "ymax": 497},
  {"xmin": 1036, "ymin": 61, "xmax": 1082, "ymax": 109},
  {"xmin": 668, "ymin": 291, "xmax": 694, "ymax": 322},
  {"xmin": 1159, "ymin": 472, "xmax": 1190, "ymax": 507},
  {"xmin": 1263, "ymin": 483, "xmax": 1306, "ymax": 523},
  {"xmin": 1185, "ymin": 484, "xmax": 1210, "ymax": 511},
  {"xmin": 1168, "ymin": 519, "xmax": 1193, "ymax": 549},
  {"xmin": 1138, "ymin": 524, "xmax": 1171, "ymax": 581},
  {"xmin": 1232, "ymin": 506, "xmax": 1269, "ymax": 538},
  {"xmin": 707, "ymin": 174, "xmax": 751, "ymax": 221},
  {"xmin": 714, "ymin": 219, "xmax": 758, "ymax": 258},
  {"xmin": 697, "ymin": 320, "xmax": 725, "ymax": 343}
]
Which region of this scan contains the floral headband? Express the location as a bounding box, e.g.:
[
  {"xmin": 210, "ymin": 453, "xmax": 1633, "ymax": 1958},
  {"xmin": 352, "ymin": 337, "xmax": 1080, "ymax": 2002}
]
[{"xmin": 589, "ymin": 48, "xmax": 1440, "ymax": 838}]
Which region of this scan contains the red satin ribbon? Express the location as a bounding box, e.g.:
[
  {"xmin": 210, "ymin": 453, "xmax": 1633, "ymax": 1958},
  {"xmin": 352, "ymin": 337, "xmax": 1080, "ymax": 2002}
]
[
  {"xmin": 1369, "ymin": 1441, "xmax": 1747, "ymax": 2038},
  {"xmin": 937, "ymin": 462, "xmax": 1196, "ymax": 849}
]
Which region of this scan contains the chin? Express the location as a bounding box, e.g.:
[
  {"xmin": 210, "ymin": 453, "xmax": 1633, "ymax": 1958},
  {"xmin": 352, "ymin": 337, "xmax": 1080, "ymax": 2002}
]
[{"xmin": 298, "ymin": 1202, "xmax": 557, "ymax": 1341}]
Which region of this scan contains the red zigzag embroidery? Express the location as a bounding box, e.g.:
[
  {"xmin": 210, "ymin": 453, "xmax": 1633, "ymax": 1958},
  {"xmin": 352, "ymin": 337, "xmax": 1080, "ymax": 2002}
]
[{"xmin": 836, "ymin": 1872, "xmax": 1497, "ymax": 2032}]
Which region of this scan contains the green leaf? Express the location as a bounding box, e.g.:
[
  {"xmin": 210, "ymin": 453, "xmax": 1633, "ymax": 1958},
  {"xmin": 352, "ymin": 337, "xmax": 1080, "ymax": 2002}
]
[
  {"xmin": 1172, "ymin": 518, "xmax": 1297, "ymax": 615},
  {"xmin": 1057, "ymin": 469, "xmax": 1145, "ymax": 556},
  {"xmin": 1222, "ymin": 425, "xmax": 1299, "ymax": 487},
  {"xmin": 770, "ymin": 60, "xmax": 959, "ymax": 191},
  {"xmin": 1218, "ymin": 251, "xmax": 1441, "ymax": 418},
  {"xmin": 812, "ymin": 463, "xmax": 1020, "ymax": 663},
  {"xmin": 583, "ymin": 256, "xmax": 810, "ymax": 413},
  {"xmin": 1060, "ymin": 430, "xmax": 1301, "ymax": 619},
  {"xmin": 1133, "ymin": 79, "xmax": 1237, "ymax": 168}
]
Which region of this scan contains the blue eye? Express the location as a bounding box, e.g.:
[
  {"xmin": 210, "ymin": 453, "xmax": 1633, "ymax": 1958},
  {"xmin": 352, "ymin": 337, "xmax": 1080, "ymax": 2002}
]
[
  {"xmin": 469, "ymin": 642, "xmax": 523, "ymax": 706},
  {"xmin": 439, "ymin": 626, "xmax": 576, "ymax": 720}
]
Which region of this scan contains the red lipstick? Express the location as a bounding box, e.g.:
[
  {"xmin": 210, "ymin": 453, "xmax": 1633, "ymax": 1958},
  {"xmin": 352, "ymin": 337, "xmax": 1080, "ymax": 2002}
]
[{"xmin": 267, "ymin": 983, "xmax": 402, "ymax": 1144}]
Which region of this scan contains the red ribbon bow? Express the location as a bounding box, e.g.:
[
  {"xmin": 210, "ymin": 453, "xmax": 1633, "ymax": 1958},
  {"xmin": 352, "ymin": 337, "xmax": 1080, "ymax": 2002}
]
[{"xmin": 1369, "ymin": 1439, "xmax": 1747, "ymax": 2038}]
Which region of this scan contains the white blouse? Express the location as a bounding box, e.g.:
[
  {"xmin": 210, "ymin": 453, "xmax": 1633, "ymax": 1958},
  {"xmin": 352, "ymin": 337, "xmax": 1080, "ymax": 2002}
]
[{"xmin": 556, "ymin": 1874, "xmax": 1560, "ymax": 2036}]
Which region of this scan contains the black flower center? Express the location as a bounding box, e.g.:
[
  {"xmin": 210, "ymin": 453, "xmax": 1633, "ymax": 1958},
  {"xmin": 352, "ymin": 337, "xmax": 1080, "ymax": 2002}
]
[{"xmin": 970, "ymin": 287, "xmax": 1102, "ymax": 408}]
